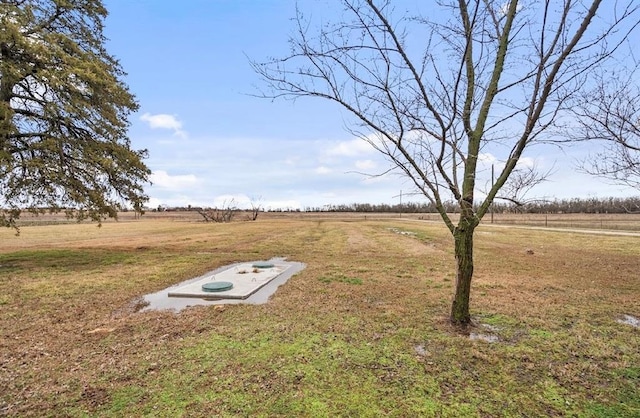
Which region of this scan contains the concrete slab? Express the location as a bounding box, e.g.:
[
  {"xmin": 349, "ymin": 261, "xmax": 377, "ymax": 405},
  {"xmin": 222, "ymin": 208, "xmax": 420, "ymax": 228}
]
[
  {"xmin": 167, "ymin": 262, "xmax": 292, "ymax": 299},
  {"xmin": 140, "ymin": 258, "xmax": 305, "ymax": 312}
]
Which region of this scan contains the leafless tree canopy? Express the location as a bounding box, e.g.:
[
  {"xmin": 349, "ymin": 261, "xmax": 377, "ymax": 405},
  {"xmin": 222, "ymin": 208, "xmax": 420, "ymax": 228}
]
[
  {"xmin": 494, "ymin": 163, "xmax": 554, "ymax": 208},
  {"xmin": 254, "ymin": 0, "xmax": 638, "ymax": 230},
  {"xmin": 573, "ymin": 68, "xmax": 640, "ymax": 188}
]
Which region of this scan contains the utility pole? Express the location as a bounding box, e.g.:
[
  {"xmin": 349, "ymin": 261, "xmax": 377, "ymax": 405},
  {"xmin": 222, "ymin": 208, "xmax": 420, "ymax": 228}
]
[
  {"xmin": 392, "ymin": 190, "xmax": 403, "ymax": 218},
  {"xmin": 491, "ymin": 164, "xmax": 494, "ymax": 224}
]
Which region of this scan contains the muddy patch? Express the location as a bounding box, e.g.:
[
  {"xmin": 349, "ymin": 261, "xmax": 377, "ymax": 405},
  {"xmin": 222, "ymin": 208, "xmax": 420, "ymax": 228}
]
[{"xmin": 469, "ymin": 332, "xmax": 500, "ymax": 343}]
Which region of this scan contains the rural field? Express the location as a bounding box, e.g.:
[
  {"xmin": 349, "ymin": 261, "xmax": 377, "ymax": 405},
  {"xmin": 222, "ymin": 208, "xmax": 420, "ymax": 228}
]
[{"xmin": 0, "ymin": 213, "xmax": 639, "ymax": 417}]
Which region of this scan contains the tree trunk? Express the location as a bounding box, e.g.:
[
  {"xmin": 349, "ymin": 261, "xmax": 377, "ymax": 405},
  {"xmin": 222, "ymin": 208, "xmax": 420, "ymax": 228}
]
[{"xmin": 451, "ymin": 224, "xmax": 475, "ymax": 325}]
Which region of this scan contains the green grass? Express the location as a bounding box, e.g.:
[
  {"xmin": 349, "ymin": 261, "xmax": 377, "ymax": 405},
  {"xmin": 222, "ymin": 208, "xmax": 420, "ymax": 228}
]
[{"xmin": 318, "ymin": 273, "xmax": 363, "ymax": 285}]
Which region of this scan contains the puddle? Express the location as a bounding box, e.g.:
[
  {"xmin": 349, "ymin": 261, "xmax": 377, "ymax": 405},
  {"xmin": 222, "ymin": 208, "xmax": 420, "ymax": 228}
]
[
  {"xmin": 414, "ymin": 345, "xmax": 427, "ymax": 356},
  {"xmin": 617, "ymin": 314, "xmax": 640, "ymax": 328},
  {"xmin": 387, "ymin": 227, "xmax": 417, "ymax": 237},
  {"xmin": 469, "ymin": 333, "xmax": 499, "ymax": 343},
  {"xmin": 140, "ymin": 257, "xmax": 306, "ymax": 312},
  {"xmin": 480, "ymin": 323, "xmax": 501, "ymax": 333}
]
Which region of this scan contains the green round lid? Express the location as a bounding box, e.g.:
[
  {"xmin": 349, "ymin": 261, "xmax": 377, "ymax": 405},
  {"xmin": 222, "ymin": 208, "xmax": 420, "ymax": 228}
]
[
  {"xmin": 252, "ymin": 262, "xmax": 275, "ymax": 269},
  {"xmin": 202, "ymin": 281, "xmax": 233, "ymax": 292}
]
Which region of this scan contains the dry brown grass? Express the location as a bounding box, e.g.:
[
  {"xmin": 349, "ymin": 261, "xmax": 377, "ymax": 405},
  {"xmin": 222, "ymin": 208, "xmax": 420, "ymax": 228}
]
[
  {"xmin": 0, "ymin": 216, "xmax": 638, "ymax": 416},
  {"xmin": 12, "ymin": 208, "xmax": 640, "ymax": 232}
]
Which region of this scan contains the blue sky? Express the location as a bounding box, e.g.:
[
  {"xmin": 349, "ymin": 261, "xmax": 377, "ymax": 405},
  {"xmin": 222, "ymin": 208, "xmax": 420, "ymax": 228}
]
[{"xmin": 103, "ymin": 0, "xmax": 638, "ymax": 210}]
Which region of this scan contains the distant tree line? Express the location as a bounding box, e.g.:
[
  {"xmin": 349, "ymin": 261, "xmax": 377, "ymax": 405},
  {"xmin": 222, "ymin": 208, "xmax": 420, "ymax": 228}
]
[
  {"xmin": 302, "ymin": 196, "xmax": 640, "ymax": 214},
  {"xmin": 499, "ymin": 196, "xmax": 640, "ymax": 214},
  {"xmin": 303, "ymin": 202, "xmax": 453, "ymax": 213},
  {"xmin": 146, "ymin": 195, "xmax": 640, "ymax": 215}
]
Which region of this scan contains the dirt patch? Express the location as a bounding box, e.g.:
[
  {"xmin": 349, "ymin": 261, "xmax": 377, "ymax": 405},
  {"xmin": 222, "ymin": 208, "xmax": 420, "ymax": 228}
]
[{"xmin": 111, "ymin": 296, "xmax": 150, "ymax": 319}]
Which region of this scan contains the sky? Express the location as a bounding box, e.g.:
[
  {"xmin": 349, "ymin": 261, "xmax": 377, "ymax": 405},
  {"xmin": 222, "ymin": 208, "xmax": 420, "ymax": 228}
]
[{"xmin": 102, "ymin": 0, "xmax": 639, "ymax": 211}]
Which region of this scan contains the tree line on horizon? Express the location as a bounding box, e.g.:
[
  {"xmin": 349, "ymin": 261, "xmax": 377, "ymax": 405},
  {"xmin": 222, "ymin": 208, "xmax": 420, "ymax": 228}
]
[
  {"xmin": 300, "ymin": 195, "xmax": 640, "ymax": 215},
  {"xmin": 158, "ymin": 195, "xmax": 640, "ymax": 214}
]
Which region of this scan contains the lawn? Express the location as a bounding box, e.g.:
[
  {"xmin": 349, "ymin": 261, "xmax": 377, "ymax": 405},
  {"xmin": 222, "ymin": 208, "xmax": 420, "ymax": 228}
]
[{"xmin": 0, "ymin": 216, "xmax": 638, "ymax": 417}]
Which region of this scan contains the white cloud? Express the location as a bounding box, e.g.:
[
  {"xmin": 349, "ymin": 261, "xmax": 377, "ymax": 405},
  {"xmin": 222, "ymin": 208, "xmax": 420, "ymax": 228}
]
[
  {"xmin": 326, "ymin": 139, "xmax": 375, "ymax": 157},
  {"xmin": 355, "ymin": 159, "xmax": 376, "ymax": 170},
  {"xmin": 516, "ymin": 156, "xmax": 536, "ymax": 169},
  {"xmin": 140, "ymin": 113, "xmax": 181, "ymax": 130},
  {"xmin": 149, "ymin": 170, "xmax": 198, "ymax": 189},
  {"xmin": 284, "ymin": 156, "xmax": 300, "ymax": 165},
  {"xmin": 212, "ymin": 194, "xmax": 251, "ymax": 209},
  {"xmin": 315, "ymin": 166, "xmax": 332, "ymax": 174},
  {"xmin": 140, "ymin": 112, "xmax": 187, "ymax": 138},
  {"xmin": 477, "ymin": 153, "xmax": 538, "ymax": 170},
  {"xmin": 146, "ymin": 197, "xmax": 163, "ymax": 209},
  {"xmin": 478, "ymin": 152, "xmax": 497, "ymax": 164},
  {"xmin": 211, "ymin": 195, "xmax": 302, "ymax": 211},
  {"xmin": 500, "ymin": 1, "xmax": 524, "ymax": 16}
]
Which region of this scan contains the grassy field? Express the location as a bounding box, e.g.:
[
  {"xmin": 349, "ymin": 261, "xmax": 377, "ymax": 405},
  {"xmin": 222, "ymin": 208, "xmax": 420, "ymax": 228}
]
[
  {"xmin": 13, "ymin": 210, "xmax": 640, "ymax": 232},
  {"xmin": 0, "ymin": 215, "xmax": 638, "ymax": 417}
]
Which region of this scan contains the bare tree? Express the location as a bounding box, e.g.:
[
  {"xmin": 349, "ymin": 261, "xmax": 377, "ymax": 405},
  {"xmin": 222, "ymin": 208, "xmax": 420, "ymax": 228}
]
[
  {"xmin": 253, "ymin": 0, "xmax": 639, "ymax": 325},
  {"xmin": 197, "ymin": 199, "xmax": 237, "ymax": 223},
  {"xmin": 573, "ymin": 68, "xmax": 640, "ymax": 189},
  {"xmin": 247, "ymin": 196, "xmax": 263, "ymax": 221}
]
